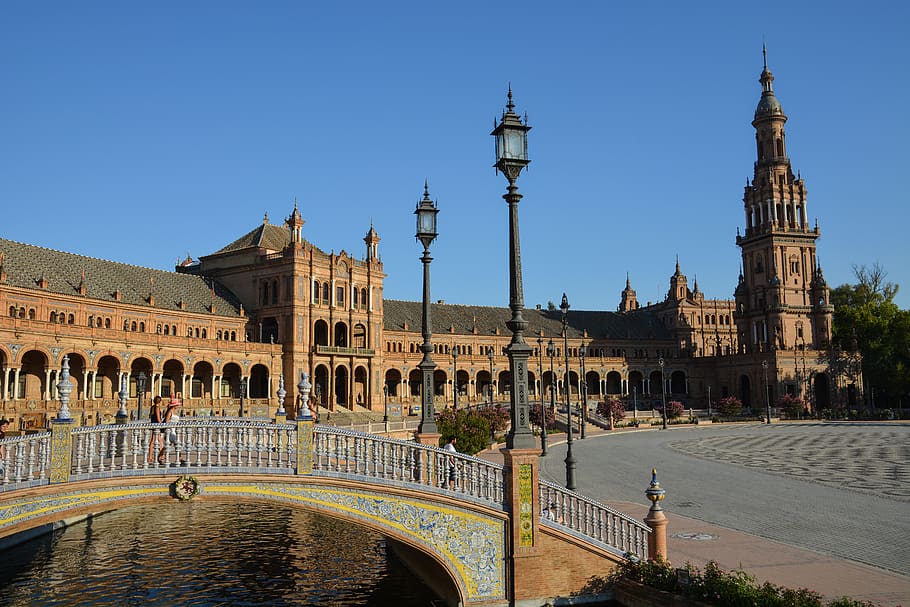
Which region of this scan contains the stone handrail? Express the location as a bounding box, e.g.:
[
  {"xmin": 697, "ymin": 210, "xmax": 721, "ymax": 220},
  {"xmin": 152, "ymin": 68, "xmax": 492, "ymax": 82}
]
[
  {"xmin": 0, "ymin": 432, "xmax": 52, "ymax": 487},
  {"xmin": 539, "ymin": 478, "xmax": 650, "ymax": 559},
  {"xmin": 0, "ymin": 422, "xmax": 650, "ymax": 561}
]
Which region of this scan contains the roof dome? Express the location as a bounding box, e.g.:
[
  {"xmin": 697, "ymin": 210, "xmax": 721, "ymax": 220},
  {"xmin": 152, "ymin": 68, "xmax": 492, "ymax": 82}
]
[{"xmin": 755, "ymin": 93, "xmax": 784, "ymax": 120}]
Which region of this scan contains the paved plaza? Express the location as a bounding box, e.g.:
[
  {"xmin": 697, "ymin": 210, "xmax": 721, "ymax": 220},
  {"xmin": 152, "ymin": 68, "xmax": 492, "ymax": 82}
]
[{"xmin": 535, "ymin": 421, "xmax": 910, "ymax": 605}]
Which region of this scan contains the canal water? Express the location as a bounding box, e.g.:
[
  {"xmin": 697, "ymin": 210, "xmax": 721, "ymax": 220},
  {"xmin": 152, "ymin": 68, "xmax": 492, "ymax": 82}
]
[{"xmin": 0, "ymin": 502, "xmax": 444, "ymax": 606}]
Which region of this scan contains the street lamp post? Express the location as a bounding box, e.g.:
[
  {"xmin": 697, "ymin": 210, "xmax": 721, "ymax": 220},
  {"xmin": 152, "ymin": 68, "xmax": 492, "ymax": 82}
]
[
  {"xmin": 547, "ymin": 339, "xmax": 556, "ymax": 423},
  {"xmin": 659, "ymin": 358, "xmax": 667, "ymax": 430},
  {"xmin": 762, "ymin": 360, "xmax": 771, "ymax": 424},
  {"xmin": 491, "ymin": 88, "xmax": 535, "ymax": 450},
  {"xmin": 488, "ymin": 349, "xmax": 495, "ymax": 407},
  {"xmin": 633, "ymin": 385, "xmax": 638, "ymax": 420},
  {"xmin": 537, "ymin": 334, "xmax": 548, "ymax": 456},
  {"xmin": 579, "ymin": 342, "xmax": 587, "ymax": 439},
  {"xmin": 239, "ymin": 376, "xmax": 247, "ymax": 418},
  {"xmin": 415, "ymin": 182, "xmax": 439, "ymax": 436},
  {"xmin": 383, "ymin": 384, "xmax": 389, "ymax": 423},
  {"xmin": 452, "ymin": 348, "xmax": 459, "ymax": 411},
  {"xmin": 560, "ymin": 294, "xmax": 577, "ymax": 491},
  {"xmin": 136, "ymin": 371, "xmax": 147, "ymax": 421}
]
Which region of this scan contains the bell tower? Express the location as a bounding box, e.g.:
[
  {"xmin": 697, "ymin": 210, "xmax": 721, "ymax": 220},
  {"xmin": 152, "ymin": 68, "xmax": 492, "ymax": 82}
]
[{"xmin": 734, "ymin": 48, "xmax": 833, "ymax": 353}]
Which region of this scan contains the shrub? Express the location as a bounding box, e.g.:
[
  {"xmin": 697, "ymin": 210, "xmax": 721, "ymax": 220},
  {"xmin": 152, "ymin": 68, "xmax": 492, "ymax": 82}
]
[
  {"xmin": 665, "ymin": 400, "xmax": 685, "ymax": 419},
  {"xmin": 529, "ymin": 402, "xmax": 555, "ymax": 430},
  {"xmin": 716, "ymin": 396, "xmax": 743, "ymax": 417},
  {"xmin": 778, "ymin": 393, "xmax": 805, "ymax": 418},
  {"xmin": 609, "ymin": 557, "xmax": 889, "ymax": 607},
  {"xmin": 596, "ymin": 398, "xmax": 626, "ymax": 423},
  {"xmin": 435, "ymin": 408, "xmax": 492, "ymax": 455}
]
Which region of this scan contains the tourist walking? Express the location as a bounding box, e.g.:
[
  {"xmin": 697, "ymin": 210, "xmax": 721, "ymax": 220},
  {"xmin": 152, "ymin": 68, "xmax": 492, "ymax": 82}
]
[
  {"xmin": 443, "ymin": 435, "xmax": 458, "ymax": 490},
  {"xmin": 148, "ymin": 396, "xmax": 164, "ymax": 463}
]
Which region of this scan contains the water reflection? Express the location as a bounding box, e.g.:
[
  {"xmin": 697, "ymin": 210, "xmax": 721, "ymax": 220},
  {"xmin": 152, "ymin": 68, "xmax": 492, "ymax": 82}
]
[{"xmin": 0, "ymin": 502, "xmax": 443, "ymax": 606}]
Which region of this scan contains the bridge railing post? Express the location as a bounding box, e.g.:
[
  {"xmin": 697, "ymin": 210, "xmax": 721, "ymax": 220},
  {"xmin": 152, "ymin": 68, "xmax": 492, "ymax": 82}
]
[
  {"xmin": 643, "ymin": 468, "xmax": 668, "ymax": 561},
  {"xmin": 296, "ymin": 418, "xmax": 314, "ymax": 475}
]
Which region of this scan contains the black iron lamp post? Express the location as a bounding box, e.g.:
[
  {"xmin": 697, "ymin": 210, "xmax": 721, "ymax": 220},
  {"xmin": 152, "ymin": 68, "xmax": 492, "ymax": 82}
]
[
  {"xmin": 659, "ymin": 358, "xmax": 667, "ymax": 430},
  {"xmin": 762, "ymin": 359, "xmax": 771, "ymax": 424},
  {"xmin": 579, "ymin": 342, "xmax": 587, "ymax": 439},
  {"xmin": 136, "ymin": 371, "xmax": 147, "ymax": 421},
  {"xmin": 488, "ymin": 349, "xmax": 495, "ymax": 407},
  {"xmin": 547, "ymin": 339, "xmax": 557, "ymax": 427},
  {"xmin": 452, "ymin": 347, "xmax": 459, "ymax": 411},
  {"xmin": 383, "ymin": 384, "xmax": 389, "ymax": 423},
  {"xmin": 560, "ymin": 293, "xmax": 576, "ymax": 491},
  {"xmin": 491, "ymin": 87, "xmax": 535, "ymax": 450},
  {"xmin": 239, "ymin": 376, "xmax": 247, "ymax": 418},
  {"xmin": 415, "ymin": 182, "xmax": 439, "ymax": 436},
  {"xmin": 537, "ymin": 334, "xmax": 548, "ymax": 456}
]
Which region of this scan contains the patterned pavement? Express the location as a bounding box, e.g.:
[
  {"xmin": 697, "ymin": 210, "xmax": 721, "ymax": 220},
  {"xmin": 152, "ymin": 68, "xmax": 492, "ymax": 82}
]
[{"xmin": 668, "ymin": 424, "xmax": 910, "ymax": 501}]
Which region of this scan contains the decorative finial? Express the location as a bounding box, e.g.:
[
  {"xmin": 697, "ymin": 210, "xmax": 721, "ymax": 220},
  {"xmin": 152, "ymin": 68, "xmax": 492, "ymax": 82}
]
[
  {"xmin": 424, "ymin": 178, "xmax": 430, "ymax": 199},
  {"xmin": 294, "ymin": 196, "xmax": 298, "ymax": 211},
  {"xmin": 297, "ymin": 372, "xmax": 313, "ymax": 421},
  {"xmin": 56, "ymin": 355, "xmax": 73, "ymax": 421},
  {"xmin": 506, "ymin": 83, "xmax": 514, "ymax": 113},
  {"xmin": 264, "ymin": 212, "xmax": 269, "ymax": 224},
  {"xmin": 276, "ymin": 374, "xmax": 287, "ymax": 416},
  {"xmin": 645, "ymin": 468, "xmax": 666, "ymax": 511},
  {"xmin": 762, "ymin": 41, "xmax": 767, "ymax": 69}
]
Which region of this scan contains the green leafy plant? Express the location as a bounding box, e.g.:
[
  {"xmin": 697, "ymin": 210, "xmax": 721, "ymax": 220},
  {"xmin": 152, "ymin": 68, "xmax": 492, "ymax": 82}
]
[{"xmin": 609, "ymin": 558, "xmax": 891, "ymax": 607}]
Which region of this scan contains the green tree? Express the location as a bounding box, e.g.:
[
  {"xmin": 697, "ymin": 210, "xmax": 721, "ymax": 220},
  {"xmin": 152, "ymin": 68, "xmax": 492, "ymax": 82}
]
[
  {"xmin": 435, "ymin": 408, "xmax": 492, "ymax": 455},
  {"xmin": 831, "ymin": 263, "xmax": 910, "ymax": 409}
]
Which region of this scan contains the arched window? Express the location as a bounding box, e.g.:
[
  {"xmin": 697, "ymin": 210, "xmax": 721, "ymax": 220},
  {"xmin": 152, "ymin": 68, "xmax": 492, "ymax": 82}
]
[
  {"xmin": 139, "ymin": 322, "xmax": 145, "ymax": 332},
  {"xmin": 164, "ymin": 325, "xmax": 170, "ymax": 336},
  {"xmin": 104, "ymin": 318, "xmax": 111, "ymax": 329},
  {"xmin": 195, "ymin": 327, "xmax": 200, "ymax": 338},
  {"xmin": 131, "ymin": 321, "xmax": 137, "ymax": 331},
  {"xmin": 313, "ymin": 279, "xmax": 319, "ymax": 303},
  {"xmin": 68, "ymin": 314, "xmax": 75, "ymax": 324},
  {"xmin": 217, "ymin": 330, "xmax": 222, "ymax": 340},
  {"xmin": 201, "ymin": 329, "xmax": 207, "ymax": 339},
  {"xmin": 322, "ymin": 282, "xmax": 329, "ymax": 305},
  {"xmin": 230, "ymin": 331, "xmax": 236, "ymax": 341},
  {"xmin": 353, "ymin": 287, "xmax": 359, "ymax": 308},
  {"xmin": 361, "ymin": 288, "xmax": 367, "ymax": 309},
  {"xmin": 262, "ymin": 282, "xmax": 269, "ymax": 305},
  {"xmin": 87, "ymin": 314, "xmax": 94, "ymax": 325},
  {"xmin": 776, "ymin": 137, "xmax": 784, "ymax": 157},
  {"xmin": 50, "ymin": 312, "xmax": 57, "ymax": 323},
  {"xmin": 123, "ymin": 319, "xmax": 129, "ymax": 331},
  {"xmin": 271, "ymin": 280, "xmax": 278, "ymax": 304}
]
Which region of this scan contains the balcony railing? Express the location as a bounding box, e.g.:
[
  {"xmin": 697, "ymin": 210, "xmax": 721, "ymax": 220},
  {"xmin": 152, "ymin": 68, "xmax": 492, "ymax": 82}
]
[{"xmin": 314, "ymin": 345, "xmax": 375, "ymax": 357}]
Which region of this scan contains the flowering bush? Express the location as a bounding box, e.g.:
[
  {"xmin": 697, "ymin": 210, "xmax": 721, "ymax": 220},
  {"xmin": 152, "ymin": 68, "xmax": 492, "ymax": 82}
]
[
  {"xmin": 596, "ymin": 399, "xmax": 626, "ymax": 423},
  {"xmin": 715, "ymin": 396, "xmax": 743, "ymax": 417},
  {"xmin": 529, "ymin": 402, "xmax": 556, "ymax": 430},
  {"xmin": 778, "ymin": 393, "xmax": 806, "ymax": 418},
  {"xmin": 664, "ymin": 400, "xmax": 685, "ymax": 419}
]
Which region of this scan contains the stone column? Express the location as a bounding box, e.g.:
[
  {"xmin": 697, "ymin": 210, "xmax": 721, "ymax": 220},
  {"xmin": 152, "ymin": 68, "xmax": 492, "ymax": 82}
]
[
  {"xmin": 643, "ymin": 468, "xmax": 668, "ymax": 561},
  {"xmin": 502, "ymin": 447, "xmax": 543, "ymax": 604}
]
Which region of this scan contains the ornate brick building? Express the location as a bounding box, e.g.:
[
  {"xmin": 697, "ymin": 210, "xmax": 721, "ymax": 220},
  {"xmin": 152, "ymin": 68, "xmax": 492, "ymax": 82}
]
[{"xmin": 0, "ymin": 56, "xmax": 855, "ymax": 430}]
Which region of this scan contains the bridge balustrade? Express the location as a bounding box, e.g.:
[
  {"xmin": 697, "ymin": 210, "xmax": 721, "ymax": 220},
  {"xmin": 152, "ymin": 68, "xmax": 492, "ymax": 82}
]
[
  {"xmin": 314, "ymin": 427, "xmax": 504, "ymax": 505},
  {"xmin": 0, "ymin": 432, "xmax": 51, "ymax": 486},
  {"xmin": 540, "ymin": 479, "xmax": 650, "ymax": 558}
]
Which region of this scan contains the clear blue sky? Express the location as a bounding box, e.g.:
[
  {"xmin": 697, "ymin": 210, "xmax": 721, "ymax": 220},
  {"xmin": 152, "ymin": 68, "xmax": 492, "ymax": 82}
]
[{"xmin": 2, "ymin": 1, "xmax": 908, "ymax": 311}]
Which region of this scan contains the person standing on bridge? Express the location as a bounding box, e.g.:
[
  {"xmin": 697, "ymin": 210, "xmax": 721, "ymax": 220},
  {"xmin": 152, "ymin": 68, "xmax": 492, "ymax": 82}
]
[
  {"xmin": 0, "ymin": 418, "xmax": 9, "ymax": 476},
  {"xmin": 148, "ymin": 396, "xmax": 164, "ymax": 464},
  {"xmin": 443, "ymin": 435, "xmax": 458, "ymax": 490}
]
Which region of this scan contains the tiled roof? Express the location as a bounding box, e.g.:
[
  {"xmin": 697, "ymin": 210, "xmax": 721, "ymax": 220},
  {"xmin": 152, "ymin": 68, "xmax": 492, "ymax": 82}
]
[
  {"xmin": 0, "ymin": 238, "xmax": 242, "ymax": 317},
  {"xmin": 212, "ymin": 223, "xmax": 291, "ymax": 255},
  {"xmin": 383, "ymin": 300, "xmax": 672, "ymax": 341}
]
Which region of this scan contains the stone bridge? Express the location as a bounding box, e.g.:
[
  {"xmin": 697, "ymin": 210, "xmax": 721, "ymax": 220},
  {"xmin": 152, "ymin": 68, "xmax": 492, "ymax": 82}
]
[{"xmin": 0, "ymin": 418, "xmax": 660, "ymax": 606}]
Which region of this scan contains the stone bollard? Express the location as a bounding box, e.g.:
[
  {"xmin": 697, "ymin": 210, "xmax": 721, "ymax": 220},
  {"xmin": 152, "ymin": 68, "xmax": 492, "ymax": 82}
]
[{"xmin": 643, "ymin": 468, "xmax": 668, "ymax": 561}]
